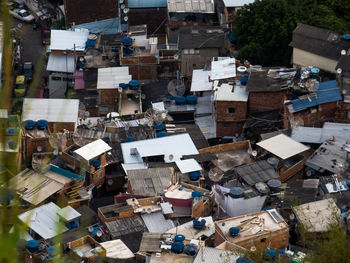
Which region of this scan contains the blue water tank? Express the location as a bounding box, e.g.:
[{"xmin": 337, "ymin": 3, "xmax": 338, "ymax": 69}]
[
  {"xmin": 125, "ymin": 136, "xmax": 135, "ymax": 142},
  {"xmin": 346, "ymin": 180, "xmax": 350, "ymax": 188},
  {"xmin": 90, "ymin": 159, "xmax": 101, "ymax": 170},
  {"xmin": 36, "ymin": 119, "xmax": 48, "ymax": 130},
  {"xmin": 175, "ymin": 96, "xmax": 186, "ymax": 105},
  {"xmin": 7, "ymin": 128, "xmax": 16, "ymax": 134},
  {"xmin": 167, "ymin": 95, "xmax": 175, "ymax": 100},
  {"xmin": 310, "ymin": 67, "xmax": 320, "ymax": 75},
  {"xmin": 66, "ymin": 220, "xmax": 79, "ymax": 229},
  {"xmin": 154, "ymin": 123, "xmax": 166, "ymax": 131},
  {"xmin": 26, "ymin": 240, "xmax": 39, "ymax": 253},
  {"xmin": 171, "ymin": 242, "xmax": 184, "ymax": 254},
  {"xmin": 184, "ymin": 243, "xmax": 198, "ymax": 256},
  {"xmin": 47, "ymin": 245, "xmax": 59, "ymax": 256},
  {"xmin": 236, "ymin": 257, "xmax": 252, "ymax": 263},
  {"xmin": 85, "ymin": 39, "xmax": 96, "ymax": 48},
  {"xmin": 7, "ymin": 141, "xmax": 16, "ymax": 150},
  {"xmin": 265, "ymin": 249, "xmax": 277, "ymax": 259},
  {"xmin": 156, "ymin": 131, "xmax": 168, "ymax": 138},
  {"xmin": 119, "ymin": 83, "xmax": 128, "ymax": 90},
  {"xmin": 129, "ymin": 80, "xmax": 139, "ymax": 90},
  {"xmin": 174, "ymin": 234, "xmax": 186, "ymax": 242},
  {"xmin": 191, "ymin": 191, "xmax": 202, "ymax": 198},
  {"xmin": 229, "ymin": 187, "xmax": 244, "ymax": 198},
  {"xmin": 186, "ymin": 95, "xmax": 198, "ymax": 105},
  {"xmin": 188, "ymin": 171, "xmax": 201, "ymax": 181},
  {"xmin": 122, "ymin": 37, "xmax": 133, "ymax": 46},
  {"xmin": 342, "ymin": 34, "xmax": 350, "ymax": 40},
  {"xmin": 25, "ymin": 120, "xmax": 35, "ymax": 130},
  {"xmin": 193, "ymin": 218, "xmax": 206, "ymax": 230},
  {"xmin": 240, "ymin": 76, "xmax": 248, "ymax": 85},
  {"xmin": 267, "ymin": 179, "xmax": 281, "ymax": 191},
  {"xmin": 229, "ymin": 227, "xmax": 240, "ymax": 237}
]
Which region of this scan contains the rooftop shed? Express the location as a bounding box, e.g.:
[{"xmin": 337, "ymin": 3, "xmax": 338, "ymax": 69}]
[{"xmin": 74, "ymin": 139, "xmax": 112, "ymax": 161}]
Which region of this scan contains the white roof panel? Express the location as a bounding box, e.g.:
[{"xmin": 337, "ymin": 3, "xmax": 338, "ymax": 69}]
[
  {"xmin": 97, "ymin": 67, "xmax": 132, "ymax": 89},
  {"xmin": 291, "ymin": 126, "xmax": 323, "ymax": 144},
  {"xmin": 214, "ymin": 84, "xmax": 248, "ymax": 102},
  {"xmin": 121, "ymin": 133, "xmax": 199, "ymax": 164},
  {"xmin": 18, "ymin": 202, "xmax": 68, "ymax": 239},
  {"xmin": 22, "ymin": 98, "xmax": 79, "ymax": 123},
  {"xmin": 257, "ymin": 134, "xmax": 309, "ymax": 159},
  {"xmin": 190, "ymin": 69, "xmax": 212, "ymax": 92},
  {"xmin": 167, "ymin": 0, "xmax": 214, "ymax": 13},
  {"xmin": 100, "ymin": 240, "xmax": 134, "ymax": 259},
  {"xmin": 47, "ymin": 54, "xmax": 75, "ymax": 73},
  {"xmin": 58, "ymin": 206, "xmax": 81, "ymax": 222},
  {"xmin": 74, "ymin": 139, "xmax": 112, "ymax": 161},
  {"xmin": 50, "ymin": 29, "xmax": 89, "ymax": 51},
  {"xmin": 211, "ymin": 58, "xmax": 236, "ymax": 80},
  {"xmin": 175, "ymin": 159, "xmax": 202, "ymax": 173},
  {"xmin": 223, "ymin": 0, "xmax": 255, "ymax": 7}
]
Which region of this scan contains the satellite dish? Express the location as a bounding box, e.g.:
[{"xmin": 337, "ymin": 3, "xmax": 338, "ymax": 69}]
[
  {"xmin": 141, "ymin": 94, "xmax": 146, "ymax": 99},
  {"xmin": 88, "ymin": 226, "xmax": 94, "ymax": 232},
  {"xmin": 174, "ymin": 54, "xmax": 179, "ymax": 60},
  {"xmin": 96, "ymin": 231, "xmax": 102, "ymax": 237},
  {"xmin": 251, "ymin": 150, "xmax": 257, "ymax": 157},
  {"xmin": 123, "ymin": 16, "xmax": 128, "ymax": 22},
  {"xmin": 337, "ymin": 68, "xmax": 342, "ymax": 74},
  {"xmin": 123, "ymin": 8, "xmax": 129, "ymax": 14},
  {"xmin": 167, "ymin": 79, "xmax": 186, "ymax": 97},
  {"xmin": 84, "ymin": 111, "xmax": 90, "ymax": 117},
  {"xmin": 341, "ymin": 50, "xmax": 346, "ymax": 55},
  {"xmin": 119, "ymin": 0, "xmax": 124, "ymax": 3},
  {"xmin": 120, "ymin": 4, "xmax": 125, "ymax": 9},
  {"xmin": 72, "ymin": 131, "xmax": 90, "ymax": 147},
  {"xmin": 37, "ymin": 146, "xmax": 42, "ymax": 152}
]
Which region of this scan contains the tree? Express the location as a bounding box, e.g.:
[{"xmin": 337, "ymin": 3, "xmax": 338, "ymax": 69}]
[{"xmin": 234, "ymin": 0, "xmax": 350, "ymax": 66}]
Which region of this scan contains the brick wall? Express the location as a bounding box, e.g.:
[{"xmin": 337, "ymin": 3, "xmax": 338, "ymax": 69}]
[
  {"xmin": 216, "ymin": 101, "xmax": 247, "ymax": 122},
  {"xmin": 216, "ymin": 121, "xmax": 244, "ymax": 137},
  {"xmin": 249, "ymin": 91, "xmax": 286, "ymax": 114},
  {"xmin": 99, "ymin": 89, "xmax": 119, "ymax": 105}
]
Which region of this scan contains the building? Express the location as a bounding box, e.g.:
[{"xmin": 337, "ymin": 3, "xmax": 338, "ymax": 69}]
[
  {"xmin": 63, "ymin": 0, "xmax": 118, "ymax": 28},
  {"xmin": 167, "ymin": 0, "xmax": 216, "ymax": 30},
  {"xmin": 214, "ymin": 83, "xmax": 248, "ymax": 136},
  {"xmin": 289, "ymin": 23, "xmax": 350, "ymax": 73},
  {"xmin": 215, "ymin": 210, "xmax": 289, "ymax": 249},
  {"xmin": 217, "ymin": 0, "xmax": 255, "ymax": 24},
  {"xmin": 284, "ymin": 80, "xmax": 342, "ymax": 128}
]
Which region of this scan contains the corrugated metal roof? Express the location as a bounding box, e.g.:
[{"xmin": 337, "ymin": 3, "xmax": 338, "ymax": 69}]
[
  {"xmin": 97, "ymin": 67, "xmax": 132, "ymax": 89},
  {"xmin": 105, "ymin": 215, "xmax": 147, "ymax": 238},
  {"xmin": 166, "ymin": 216, "xmax": 215, "ymax": 239},
  {"xmin": 50, "ymin": 29, "xmax": 89, "ymax": 51},
  {"xmin": 160, "ymin": 202, "xmax": 174, "ymax": 214},
  {"xmin": 193, "ymin": 247, "xmax": 240, "ymax": 263},
  {"xmin": 47, "ymin": 54, "xmax": 75, "ymax": 73},
  {"xmin": 57, "ymin": 205, "xmax": 81, "ymax": 222},
  {"xmin": 141, "ymin": 212, "xmax": 175, "ymax": 232},
  {"xmin": 139, "ymin": 232, "xmax": 162, "ymax": 253},
  {"xmin": 22, "ymin": 98, "xmax": 79, "ymax": 123},
  {"xmin": 18, "ymin": 202, "xmax": 68, "ymax": 239},
  {"xmin": 71, "ymin": 18, "xmax": 119, "ymax": 34},
  {"xmin": 235, "ymin": 160, "xmax": 279, "ymax": 186},
  {"xmin": 291, "ymin": 126, "xmax": 323, "ymax": 144},
  {"xmin": 128, "ymin": 0, "xmax": 167, "ymax": 8},
  {"xmin": 257, "ymin": 134, "xmax": 309, "ymax": 159},
  {"xmin": 74, "ymin": 139, "xmax": 112, "ymax": 161},
  {"xmin": 223, "ymin": 0, "xmax": 255, "ymax": 7},
  {"xmin": 167, "ymin": 0, "xmax": 214, "ymax": 13},
  {"xmin": 99, "ymin": 240, "xmax": 134, "ymax": 259},
  {"xmin": 291, "ymin": 80, "xmax": 341, "ymax": 112}
]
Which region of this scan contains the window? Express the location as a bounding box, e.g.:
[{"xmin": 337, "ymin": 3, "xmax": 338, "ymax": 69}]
[
  {"xmin": 223, "ymin": 122, "xmax": 231, "ymax": 128},
  {"xmin": 227, "ymin": 108, "xmax": 235, "ymax": 114}
]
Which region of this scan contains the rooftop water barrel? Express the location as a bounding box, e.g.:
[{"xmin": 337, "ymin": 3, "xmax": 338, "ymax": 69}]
[
  {"xmin": 228, "ymin": 187, "xmax": 244, "ymax": 198},
  {"xmin": 267, "ymin": 157, "xmax": 279, "ymax": 169},
  {"xmin": 186, "ymin": 95, "xmax": 197, "ymax": 105},
  {"xmin": 122, "ymin": 37, "xmax": 133, "ymax": 46},
  {"xmin": 267, "ymin": 179, "xmax": 282, "ymax": 192},
  {"xmin": 119, "ymin": 83, "xmax": 128, "ymax": 90},
  {"xmin": 184, "ymin": 243, "xmax": 198, "ymax": 256},
  {"xmin": 193, "ymin": 218, "xmax": 206, "ymax": 230},
  {"xmin": 310, "ymin": 67, "xmax": 320, "ymax": 76},
  {"xmin": 236, "ymin": 257, "xmax": 252, "ymax": 263},
  {"xmin": 342, "ymin": 34, "xmax": 350, "ymax": 41},
  {"xmin": 171, "ymin": 242, "xmax": 184, "ymax": 254},
  {"xmin": 7, "ymin": 140, "xmax": 16, "ymax": 150},
  {"xmin": 125, "ymin": 136, "xmax": 135, "ymax": 142},
  {"xmin": 264, "ymin": 249, "xmax": 277, "ymax": 259},
  {"xmin": 7, "ymin": 128, "xmax": 17, "ymax": 134},
  {"xmin": 167, "ymin": 95, "xmax": 175, "ymax": 100},
  {"xmin": 188, "ymin": 171, "xmax": 201, "ymax": 181},
  {"xmin": 229, "ymin": 227, "xmax": 240, "ymax": 237},
  {"xmin": 191, "ymin": 191, "xmax": 202, "ymax": 199},
  {"xmin": 24, "ymin": 120, "xmax": 35, "ymax": 130},
  {"xmin": 90, "ymin": 159, "xmax": 101, "ymax": 170},
  {"xmin": 26, "ymin": 240, "xmax": 39, "ymax": 253},
  {"xmin": 237, "ymin": 66, "xmax": 247, "ymax": 74},
  {"xmin": 154, "ymin": 123, "xmax": 165, "ymax": 131},
  {"xmin": 175, "ymin": 96, "xmax": 186, "ymax": 105},
  {"xmin": 240, "ymin": 76, "xmax": 248, "ymax": 85},
  {"xmin": 36, "ymin": 119, "xmax": 48, "ymax": 130},
  {"xmin": 156, "ymin": 131, "xmax": 168, "ymax": 138},
  {"xmin": 174, "ymin": 234, "xmax": 186, "ymax": 242},
  {"xmin": 128, "ymin": 80, "xmax": 139, "ymax": 90}
]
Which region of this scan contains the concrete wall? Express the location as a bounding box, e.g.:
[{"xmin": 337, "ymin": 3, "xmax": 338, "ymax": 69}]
[{"xmin": 292, "ymin": 48, "xmax": 338, "ymax": 73}]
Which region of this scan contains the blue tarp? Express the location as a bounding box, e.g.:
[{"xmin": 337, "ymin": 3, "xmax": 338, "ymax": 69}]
[
  {"xmin": 128, "ymin": 0, "xmax": 167, "ymax": 8},
  {"xmin": 71, "ymin": 18, "xmax": 127, "ymax": 35},
  {"xmin": 291, "ymin": 80, "xmax": 341, "ymax": 112}
]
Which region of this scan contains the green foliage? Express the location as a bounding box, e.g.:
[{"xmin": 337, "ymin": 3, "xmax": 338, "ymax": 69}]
[{"xmin": 235, "ymin": 0, "xmax": 350, "ymax": 66}]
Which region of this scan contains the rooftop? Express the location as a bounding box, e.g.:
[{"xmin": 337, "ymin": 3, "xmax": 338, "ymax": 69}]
[
  {"xmin": 178, "ymin": 26, "xmax": 225, "ymax": 49},
  {"xmin": 74, "ymin": 139, "xmax": 112, "ymax": 161},
  {"xmin": 257, "ymin": 134, "xmax": 309, "ymax": 160},
  {"xmin": 97, "ymin": 67, "xmax": 132, "ymax": 90},
  {"xmin": 211, "ymin": 58, "xmax": 236, "ymax": 80},
  {"xmin": 190, "ymin": 69, "xmax": 212, "ymax": 92},
  {"xmin": 167, "ymin": 0, "xmax": 214, "ymax": 13},
  {"xmin": 166, "ymin": 216, "xmax": 215, "ymax": 239},
  {"xmin": 223, "ymin": 0, "xmax": 255, "ymax": 7},
  {"xmin": 50, "ymin": 29, "xmax": 89, "ymax": 52},
  {"xmin": 214, "ymin": 84, "xmax": 248, "ymax": 102},
  {"xmin": 47, "ymin": 54, "xmax": 75, "ymax": 73},
  {"xmin": 22, "ymin": 98, "xmax": 79, "ymax": 123}
]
